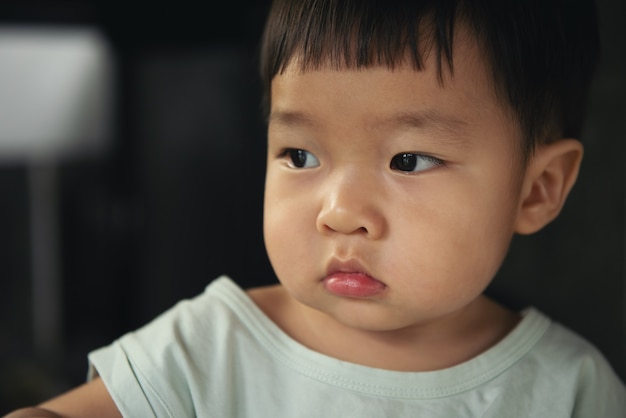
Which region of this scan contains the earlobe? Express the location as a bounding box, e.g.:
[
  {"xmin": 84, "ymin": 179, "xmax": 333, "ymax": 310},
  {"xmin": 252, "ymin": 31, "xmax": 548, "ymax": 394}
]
[{"xmin": 514, "ymin": 139, "xmax": 583, "ymax": 235}]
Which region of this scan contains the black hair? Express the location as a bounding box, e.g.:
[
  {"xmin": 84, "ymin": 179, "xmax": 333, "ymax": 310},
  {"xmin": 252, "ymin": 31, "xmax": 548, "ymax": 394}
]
[{"xmin": 259, "ymin": 0, "xmax": 600, "ymax": 161}]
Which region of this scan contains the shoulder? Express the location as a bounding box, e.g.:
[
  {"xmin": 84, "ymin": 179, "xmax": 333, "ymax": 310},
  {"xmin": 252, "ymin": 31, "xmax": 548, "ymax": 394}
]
[
  {"xmin": 114, "ymin": 276, "xmax": 242, "ymax": 341},
  {"xmin": 519, "ymin": 311, "xmax": 626, "ymax": 415},
  {"xmin": 534, "ymin": 317, "xmax": 619, "ymax": 375},
  {"xmin": 87, "ymin": 276, "xmax": 260, "ymax": 415},
  {"xmin": 117, "ymin": 276, "xmax": 255, "ymax": 348}
]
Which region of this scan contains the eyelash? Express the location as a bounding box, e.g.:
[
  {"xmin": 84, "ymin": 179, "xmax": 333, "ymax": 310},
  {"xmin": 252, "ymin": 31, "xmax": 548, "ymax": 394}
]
[
  {"xmin": 277, "ymin": 148, "xmax": 320, "ymax": 169},
  {"xmin": 389, "ymin": 152, "xmax": 446, "ymax": 173},
  {"xmin": 277, "ymin": 148, "xmax": 446, "ymax": 173}
]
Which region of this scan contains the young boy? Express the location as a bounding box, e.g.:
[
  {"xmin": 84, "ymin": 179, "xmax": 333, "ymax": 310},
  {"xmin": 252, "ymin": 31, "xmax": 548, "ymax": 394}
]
[{"xmin": 7, "ymin": 0, "xmax": 626, "ymax": 416}]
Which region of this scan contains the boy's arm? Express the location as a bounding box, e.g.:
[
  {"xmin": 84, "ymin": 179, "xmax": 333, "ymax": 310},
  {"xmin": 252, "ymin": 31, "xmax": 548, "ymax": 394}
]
[{"xmin": 3, "ymin": 377, "xmax": 121, "ymax": 418}]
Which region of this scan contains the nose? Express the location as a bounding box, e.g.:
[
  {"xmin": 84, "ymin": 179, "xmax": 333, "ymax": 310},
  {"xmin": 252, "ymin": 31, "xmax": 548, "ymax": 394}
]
[{"xmin": 316, "ymin": 170, "xmax": 386, "ymax": 239}]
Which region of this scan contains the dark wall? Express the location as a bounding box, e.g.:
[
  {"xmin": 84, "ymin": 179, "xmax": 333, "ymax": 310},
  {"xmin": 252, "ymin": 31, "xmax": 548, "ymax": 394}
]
[
  {"xmin": 0, "ymin": 0, "xmax": 624, "ymax": 411},
  {"xmin": 488, "ymin": 0, "xmax": 626, "ymax": 380}
]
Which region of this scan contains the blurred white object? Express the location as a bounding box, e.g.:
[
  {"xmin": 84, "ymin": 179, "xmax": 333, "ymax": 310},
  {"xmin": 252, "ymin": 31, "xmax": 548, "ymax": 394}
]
[
  {"xmin": 0, "ymin": 27, "xmax": 115, "ymax": 365},
  {"xmin": 0, "ymin": 26, "xmax": 113, "ymax": 161}
]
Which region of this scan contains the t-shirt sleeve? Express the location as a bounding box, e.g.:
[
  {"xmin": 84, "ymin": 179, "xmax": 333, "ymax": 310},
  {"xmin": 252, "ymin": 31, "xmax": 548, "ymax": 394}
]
[
  {"xmin": 87, "ymin": 279, "xmax": 226, "ymax": 417},
  {"xmin": 89, "ymin": 339, "xmax": 175, "ymax": 417}
]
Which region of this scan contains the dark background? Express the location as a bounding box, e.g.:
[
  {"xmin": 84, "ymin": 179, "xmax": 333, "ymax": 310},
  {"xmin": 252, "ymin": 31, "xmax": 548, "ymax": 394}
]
[{"xmin": 0, "ymin": 0, "xmax": 624, "ymax": 411}]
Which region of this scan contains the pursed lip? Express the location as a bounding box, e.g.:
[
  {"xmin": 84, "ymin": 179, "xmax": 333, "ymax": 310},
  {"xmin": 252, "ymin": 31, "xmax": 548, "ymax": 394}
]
[
  {"xmin": 322, "ymin": 257, "xmax": 388, "ymax": 298},
  {"xmin": 325, "ymin": 257, "xmax": 376, "ymax": 278}
]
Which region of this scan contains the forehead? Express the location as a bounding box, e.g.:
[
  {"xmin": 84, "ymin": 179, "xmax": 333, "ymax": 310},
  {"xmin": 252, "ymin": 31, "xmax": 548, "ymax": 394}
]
[{"xmin": 270, "ymin": 29, "xmax": 511, "ymax": 134}]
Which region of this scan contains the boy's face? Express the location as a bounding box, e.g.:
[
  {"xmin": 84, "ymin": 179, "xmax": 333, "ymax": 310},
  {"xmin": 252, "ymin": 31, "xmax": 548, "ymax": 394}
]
[{"xmin": 263, "ymin": 35, "xmax": 525, "ymax": 333}]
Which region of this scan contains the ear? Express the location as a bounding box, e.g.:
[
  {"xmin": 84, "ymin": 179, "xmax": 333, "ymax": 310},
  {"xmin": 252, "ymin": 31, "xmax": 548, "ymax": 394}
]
[{"xmin": 514, "ymin": 139, "xmax": 583, "ymax": 235}]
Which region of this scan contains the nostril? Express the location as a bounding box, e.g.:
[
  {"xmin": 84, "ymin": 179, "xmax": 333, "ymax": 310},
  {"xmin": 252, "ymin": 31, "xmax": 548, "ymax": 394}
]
[
  {"xmin": 319, "ymin": 220, "xmax": 370, "ymax": 236},
  {"xmin": 315, "ymin": 186, "xmax": 385, "ymax": 238}
]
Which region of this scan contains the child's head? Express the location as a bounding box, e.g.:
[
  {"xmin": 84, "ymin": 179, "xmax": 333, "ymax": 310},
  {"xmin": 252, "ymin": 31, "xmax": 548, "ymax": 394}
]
[
  {"xmin": 260, "ymin": 0, "xmax": 600, "ymax": 164},
  {"xmin": 259, "ymin": 0, "xmax": 599, "ymax": 337}
]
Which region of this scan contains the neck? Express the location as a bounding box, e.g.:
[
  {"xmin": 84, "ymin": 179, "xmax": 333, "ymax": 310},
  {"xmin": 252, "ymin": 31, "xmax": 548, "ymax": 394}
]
[
  {"xmin": 249, "ymin": 284, "xmax": 520, "ymax": 372},
  {"xmin": 290, "ymin": 295, "xmax": 520, "ymax": 371}
]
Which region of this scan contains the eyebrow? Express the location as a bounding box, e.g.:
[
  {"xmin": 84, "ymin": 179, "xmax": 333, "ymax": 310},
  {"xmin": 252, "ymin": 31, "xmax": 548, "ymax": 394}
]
[
  {"xmin": 269, "ymin": 109, "xmax": 471, "ymax": 147},
  {"xmin": 268, "ymin": 110, "xmax": 316, "ymax": 127},
  {"xmin": 374, "ymin": 110, "xmax": 470, "ymax": 137},
  {"xmin": 271, "ymin": 109, "xmax": 467, "ymax": 129}
]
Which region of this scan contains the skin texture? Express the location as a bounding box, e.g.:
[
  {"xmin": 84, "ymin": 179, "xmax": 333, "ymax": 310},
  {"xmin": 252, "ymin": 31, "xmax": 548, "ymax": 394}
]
[{"xmin": 258, "ymin": 29, "xmax": 582, "ymax": 371}]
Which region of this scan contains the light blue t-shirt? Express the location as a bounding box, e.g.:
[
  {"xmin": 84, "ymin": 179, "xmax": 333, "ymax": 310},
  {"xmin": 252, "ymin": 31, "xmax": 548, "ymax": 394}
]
[{"xmin": 89, "ymin": 276, "xmax": 626, "ymax": 417}]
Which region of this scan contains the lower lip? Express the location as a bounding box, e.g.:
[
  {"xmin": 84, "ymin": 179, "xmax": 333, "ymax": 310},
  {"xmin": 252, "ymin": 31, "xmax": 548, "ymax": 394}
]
[{"xmin": 323, "ymin": 272, "xmax": 386, "ymax": 298}]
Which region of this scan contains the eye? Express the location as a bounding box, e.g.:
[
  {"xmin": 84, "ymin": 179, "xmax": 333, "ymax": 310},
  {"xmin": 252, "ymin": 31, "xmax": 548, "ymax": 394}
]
[
  {"xmin": 390, "ymin": 153, "xmax": 444, "ymax": 173},
  {"xmin": 281, "ymin": 148, "xmax": 320, "ymax": 169}
]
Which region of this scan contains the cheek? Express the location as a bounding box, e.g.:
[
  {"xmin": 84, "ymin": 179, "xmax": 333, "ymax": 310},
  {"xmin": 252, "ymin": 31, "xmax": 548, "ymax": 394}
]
[
  {"xmin": 389, "ymin": 180, "xmax": 517, "ymax": 291},
  {"xmin": 454, "ymin": 196, "xmax": 517, "ymax": 280},
  {"xmin": 263, "ymin": 187, "xmax": 288, "ymax": 271},
  {"xmin": 263, "ymin": 179, "xmax": 317, "ymax": 280},
  {"xmin": 386, "ymin": 222, "xmax": 507, "ymax": 316}
]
